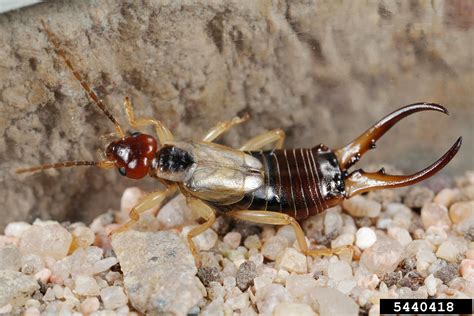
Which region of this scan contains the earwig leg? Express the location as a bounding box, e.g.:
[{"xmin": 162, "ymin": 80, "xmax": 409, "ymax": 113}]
[
  {"xmin": 335, "ymin": 103, "xmax": 449, "ymax": 170},
  {"xmin": 124, "ymin": 96, "xmax": 174, "ymax": 143},
  {"xmin": 186, "ymin": 198, "xmax": 217, "ymax": 266},
  {"xmin": 226, "ymin": 210, "xmax": 348, "ymax": 257},
  {"xmin": 202, "ymin": 113, "xmax": 250, "ymax": 142},
  {"xmin": 345, "ymin": 137, "xmax": 462, "ymax": 197},
  {"xmin": 111, "ymin": 185, "xmax": 177, "ymax": 235},
  {"xmin": 239, "ymin": 129, "xmax": 286, "ymax": 151}
]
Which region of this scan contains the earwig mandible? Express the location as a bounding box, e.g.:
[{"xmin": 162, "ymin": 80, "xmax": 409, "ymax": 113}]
[{"xmin": 17, "ymin": 22, "xmax": 462, "ymax": 261}]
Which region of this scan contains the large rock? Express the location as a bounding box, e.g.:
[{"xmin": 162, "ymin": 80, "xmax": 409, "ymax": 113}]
[
  {"xmin": 0, "ymin": 270, "xmax": 39, "ymax": 307},
  {"xmin": 111, "ymin": 230, "xmax": 204, "ymax": 315},
  {"xmin": 0, "ymin": 1, "xmax": 471, "ymax": 228},
  {"xmin": 311, "ymin": 287, "xmax": 359, "ymax": 316}
]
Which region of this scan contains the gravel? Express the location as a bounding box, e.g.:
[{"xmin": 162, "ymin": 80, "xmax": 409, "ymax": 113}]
[{"xmin": 0, "ymin": 171, "xmax": 472, "ymax": 314}]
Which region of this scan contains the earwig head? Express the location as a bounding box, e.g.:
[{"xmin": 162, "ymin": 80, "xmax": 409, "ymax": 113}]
[{"xmin": 106, "ymin": 132, "xmax": 158, "ymax": 179}]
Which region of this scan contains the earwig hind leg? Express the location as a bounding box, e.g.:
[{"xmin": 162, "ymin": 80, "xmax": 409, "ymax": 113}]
[
  {"xmin": 185, "ymin": 198, "xmax": 217, "ymax": 266},
  {"xmin": 239, "ymin": 129, "xmax": 286, "ymax": 151},
  {"xmin": 202, "ymin": 113, "xmax": 250, "ymax": 142},
  {"xmin": 226, "ymin": 210, "xmax": 348, "ymax": 257},
  {"xmin": 111, "ymin": 185, "xmax": 177, "ymax": 235},
  {"xmin": 124, "ymin": 96, "xmax": 174, "ymax": 143}
]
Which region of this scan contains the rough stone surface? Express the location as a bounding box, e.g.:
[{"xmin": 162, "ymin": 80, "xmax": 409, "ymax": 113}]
[
  {"xmin": 111, "ymin": 230, "xmax": 203, "ymax": 315},
  {"xmin": 0, "ymin": 270, "xmax": 39, "ymax": 307},
  {"xmin": 311, "ymin": 287, "xmax": 359, "ymax": 316},
  {"xmin": 1, "ymin": 0, "xmax": 472, "ymax": 229},
  {"xmin": 19, "ymin": 221, "xmax": 72, "ymax": 260}
]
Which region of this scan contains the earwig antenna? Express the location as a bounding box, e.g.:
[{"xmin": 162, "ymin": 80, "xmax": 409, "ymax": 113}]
[
  {"xmin": 40, "ymin": 20, "xmax": 125, "ymax": 138},
  {"xmin": 16, "ymin": 160, "xmax": 115, "ymax": 174}
]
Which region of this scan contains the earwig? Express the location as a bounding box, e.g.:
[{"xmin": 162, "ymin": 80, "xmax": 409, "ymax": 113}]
[{"xmin": 17, "ymin": 23, "xmax": 462, "ymax": 261}]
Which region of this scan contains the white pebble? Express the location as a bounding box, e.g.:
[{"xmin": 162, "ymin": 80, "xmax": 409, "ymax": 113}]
[
  {"xmin": 74, "ymin": 275, "xmax": 100, "ymax": 296},
  {"xmin": 256, "ymin": 284, "xmax": 291, "ymax": 315},
  {"xmin": 182, "ymin": 225, "xmax": 217, "ymax": 251},
  {"xmin": 93, "ymin": 257, "xmax": 118, "ymax": 274},
  {"xmin": 80, "ymin": 297, "xmax": 100, "ymax": 314},
  {"xmin": 223, "ymin": 232, "xmax": 242, "ymax": 249},
  {"xmin": 100, "ymin": 286, "xmax": 128, "ymax": 310},
  {"xmin": 460, "ymin": 259, "xmax": 474, "ymax": 279},
  {"xmin": 355, "ymin": 227, "xmax": 377, "ymax": 250},
  {"xmin": 71, "ymin": 226, "xmax": 95, "ymax": 249},
  {"xmin": 23, "ymin": 307, "xmax": 40, "ymax": 316},
  {"xmin": 421, "ymin": 203, "xmax": 451, "ymax": 229},
  {"xmin": 244, "ymin": 235, "xmax": 262, "ymax": 250},
  {"xmin": 261, "ymin": 236, "xmax": 289, "ymax": 261},
  {"xmin": 424, "ymin": 274, "xmax": 437, "ymax": 296},
  {"xmin": 331, "ymin": 233, "xmax": 355, "ymax": 248},
  {"xmin": 19, "ymin": 221, "xmax": 72, "ymax": 260},
  {"xmin": 34, "ymin": 268, "xmax": 51, "ymax": 283},
  {"xmin": 4, "ymin": 222, "xmax": 31, "ymax": 238},
  {"xmin": 275, "ymin": 248, "xmax": 307, "ymax": 273},
  {"xmin": 343, "ymin": 195, "xmax": 381, "ymax": 218},
  {"xmin": 387, "ymin": 227, "xmax": 412, "ymax": 246},
  {"xmin": 274, "ymin": 302, "xmax": 316, "ymax": 316},
  {"xmin": 328, "ymin": 261, "xmax": 353, "ymax": 281}
]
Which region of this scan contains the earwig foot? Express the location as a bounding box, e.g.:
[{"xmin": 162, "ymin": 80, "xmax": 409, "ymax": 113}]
[{"xmin": 304, "ymin": 245, "xmax": 353, "ymax": 258}]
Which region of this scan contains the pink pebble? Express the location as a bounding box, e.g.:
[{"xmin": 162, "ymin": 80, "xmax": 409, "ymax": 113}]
[
  {"xmin": 460, "ymin": 259, "xmax": 474, "ymax": 279},
  {"xmin": 34, "ymin": 268, "xmax": 51, "ymax": 283}
]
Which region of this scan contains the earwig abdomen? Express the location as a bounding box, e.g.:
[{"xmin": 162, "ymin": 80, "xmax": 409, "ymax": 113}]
[{"xmin": 215, "ymin": 147, "xmax": 346, "ymax": 220}]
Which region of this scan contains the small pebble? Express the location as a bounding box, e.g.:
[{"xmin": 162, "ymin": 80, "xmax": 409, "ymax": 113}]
[
  {"xmin": 70, "ymin": 226, "xmax": 95, "ymax": 251},
  {"xmin": 436, "ymin": 239, "xmax": 466, "ymax": 262},
  {"xmin": 80, "ymin": 296, "xmax": 100, "ymax": 314},
  {"xmin": 434, "ymin": 188, "xmax": 461, "ymax": 207},
  {"xmin": 324, "ymin": 208, "xmax": 343, "ymax": 235},
  {"xmin": 182, "ymin": 225, "xmax": 218, "ymax": 251},
  {"xmin": 327, "ymin": 261, "xmax": 353, "ymax": 281},
  {"xmin": 93, "ymin": 257, "xmax": 118, "ymax": 274},
  {"xmin": 223, "ymin": 232, "xmax": 242, "ymax": 249},
  {"xmin": 19, "ymin": 221, "xmax": 72, "ymax": 260},
  {"xmin": 343, "ymin": 195, "xmax": 382, "ymax": 218},
  {"xmin": 100, "ymin": 286, "xmax": 128, "ymax": 310},
  {"xmin": 388, "ymin": 227, "xmax": 412, "ymax": 246},
  {"xmin": 197, "ymin": 266, "xmax": 220, "ymax": 287},
  {"xmin": 331, "ymin": 233, "xmax": 354, "ymax": 248},
  {"xmin": 459, "ymin": 259, "xmax": 474, "ymax": 279},
  {"xmin": 4, "ymin": 222, "xmax": 31, "ymax": 238},
  {"xmin": 275, "ymin": 248, "xmax": 307, "ymax": 273},
  {"xmin": 449, "ymin": 201, "xmax": 474, "ymax": 224},
  {"xmin": 261, "ymin": 236, "xmax": 288, "ymax": 261},
  {"xmin": 360, "ymin": 237, "xmax": 403, "ymax": 276},
  {"xmin": 236, "ymin": 261, "xmax": 257, "ymax": 291},
  {"xmin": 274, "ymin": 302, "xmax": 316, "ymax": 316},
  {"xmin": 311, "ymin": 286, "xmax": 359, "ymax": 315},
  {"xmin": 398, "ymin": 270, "xmax": 424, "ymax": 290},
  {"xmin": 404, "ymin": 187, "xmax": 434, "ymax": 209},
  {"xmin": 244, "ymin": 234, "xmax": 262, "ymax": 250},
  {"xmin": 421, "ymin": 203, "xmax": 451, "ymax": 229},
  {"xmin": 434, "ymin": 264, "xmax": 459, "ymax": 284},
  {"xmin": 256, "ymin": 284, "xmax": 291, "ymax": 314},
  {"xmin": 34, "ymin": 268, "xmax": 51, "ymax": 284},
  {"xmin": 424, "ymin": 274, "xmax": 437, "ymax": 296},
  {"xmin": 74, "ymin": 275, "xmax": 100, "ymax": 296},
  {"xmin": 355, "ymin": 227, "xmax": 377, "ymax": 250}
]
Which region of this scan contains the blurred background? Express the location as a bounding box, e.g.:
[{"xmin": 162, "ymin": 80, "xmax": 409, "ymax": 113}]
[{"xmin": 0, "ymin": 0, "xmax": 472, "ymax": 229}]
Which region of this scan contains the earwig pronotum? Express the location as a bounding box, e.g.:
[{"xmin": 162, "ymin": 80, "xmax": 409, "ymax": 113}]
[{"xmin": 17, "ymin": 23, "xmax": 462, "ymax": 261}]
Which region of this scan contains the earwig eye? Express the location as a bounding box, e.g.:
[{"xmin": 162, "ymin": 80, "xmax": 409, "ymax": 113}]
[{"xmin": 118, "ymin": 167, "xmax": 127, "ymax": 176}]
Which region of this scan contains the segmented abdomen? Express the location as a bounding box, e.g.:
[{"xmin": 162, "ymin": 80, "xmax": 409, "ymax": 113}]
[{"xmin": 219, "ymin": 147, "xmax": 345, "ymax": 220}]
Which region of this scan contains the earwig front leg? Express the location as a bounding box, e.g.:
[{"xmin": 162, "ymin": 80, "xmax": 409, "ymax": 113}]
[
  {"xmin": 202, "ymin": 113, "xmax": 250, "ymax": 142},
  {"xmin": 124, "ymin": 96, "xmax": 174, "ymax": 143},
  {"xmin": 226, "ymin": 210, "xmax": 347, "ymax": 257},
  {"xmin": 239, "ymin": 129, "xmax": 286, "ymax": 151},
  {"xmin": 111, "ymin": 185, "xmax": 177, "ymax": 235},
  {"xmin": 185, "ymin": 198, "xmax": 217, "ymax": 265}
]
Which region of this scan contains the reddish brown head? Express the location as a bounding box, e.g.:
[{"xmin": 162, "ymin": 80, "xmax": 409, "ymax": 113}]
[{"xmin": 106, "ymin": 132, "xmax": 158, "ymax": 179}]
